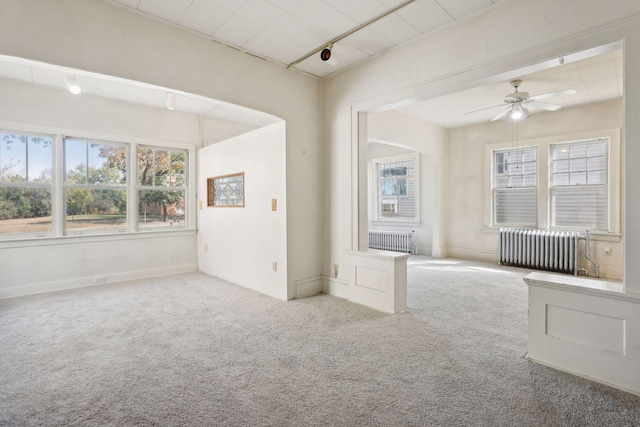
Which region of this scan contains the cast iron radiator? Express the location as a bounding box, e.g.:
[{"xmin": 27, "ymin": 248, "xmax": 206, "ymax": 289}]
[
  {"xmin": 368, "ymin": 230, "xmax": 416, "ymax": 254},
  {"xmin": 498, "ymin": 228, "xmax": 579, "ymax": 275}
]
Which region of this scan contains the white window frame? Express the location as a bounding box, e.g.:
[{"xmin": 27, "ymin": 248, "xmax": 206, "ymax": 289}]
[
  {"xmin": 549, "ymin": 137, "xmax": 610, "ymax": 232},
  {"xmin": 0, "ymin": 129, "xmax": 55, "ymax": 238},
  {"xmin": 63, "ymin": 137, "xmax": 130, "ymax": 236},
  {"xmin": 0, "ymin": 121, "xmax": 195, "ymax": 242},
  {"xmin": 484, "ymin": 129, "xmax": 621, "ymax": 237},
  {"xmin": 370, "ymin": 153, "xmax": 420, "ymax": 225},
  {"xmin": 136, "ymin": 145, "xmax": 188, "ymax": 231},
  {"xmin": 491, "ymin": 146, "xmax": 538, "ymax": 228}
]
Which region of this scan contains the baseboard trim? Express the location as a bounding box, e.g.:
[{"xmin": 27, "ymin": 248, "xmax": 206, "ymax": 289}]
[
  {"xmin": 0, "ymin": 264, "xmax": 199, "ymax": 299},
  {"xmin": 294, "ymin": 275, "xmax": 322, "ymax": 299},
  {"xmin": 446, "ymin": 246, "xmax": 497, "ymax": 263},
  {"xmin": 525, "ymin": 354, "xmax": 640, "ymax": 397},
  {"xmin": 322, "ymin": 275, "xmax": 350, "ymax": 298}
]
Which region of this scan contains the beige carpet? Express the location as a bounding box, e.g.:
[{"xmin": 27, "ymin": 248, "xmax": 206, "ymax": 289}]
[{"xmin": 1, "ymin": 256, "xmax": 639, "ymax": 426}]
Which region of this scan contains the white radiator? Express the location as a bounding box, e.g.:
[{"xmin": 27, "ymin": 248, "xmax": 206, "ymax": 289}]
[
  {"xmin": 499, "ymin": 228, "xmax": 579, "ymax": 275},
  {"xmin": 368, "ymin": 230, "xmax": 416, "ymax": 254}
]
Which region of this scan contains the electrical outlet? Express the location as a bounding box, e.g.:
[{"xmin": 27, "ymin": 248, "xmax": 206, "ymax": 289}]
[
  {"xmin": 272, "ymin": 261, "xmax": 277, "ymax": 272},
  {"xmin": 95, "ymin": 276, "xmax": 106, "ymax": 284},
  {"xmin": 204, "ymin": 244, "xmax": 208, "ymax": 252},
  {"xmin": 333, "ymin": 264, "xmax": 339, "ymax": 278}
]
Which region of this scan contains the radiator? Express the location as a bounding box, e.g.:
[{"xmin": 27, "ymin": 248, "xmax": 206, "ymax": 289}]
[
  {"xmin": 499, "ymin": 228, "xmax": 580, "ymax": 275},
  {"xmin": 368, "ymin": 230, "xmax": 416, "ymax": 254}
]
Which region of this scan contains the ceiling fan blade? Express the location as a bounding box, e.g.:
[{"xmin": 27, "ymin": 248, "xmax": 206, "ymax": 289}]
[
  {"xmin": 464, "ymin": 104, "xmax": 506, "ymax": 115},
  {"xmin": 527, "ymin": 101, "xmax": 562, "ymax": 111},
  {"xmin": 491, "ymin": 107, "xmax": 511, "ymax": 121},
  {"xmin": 529, "ymin": 89, "xmax": 577, "ymax": 101}
]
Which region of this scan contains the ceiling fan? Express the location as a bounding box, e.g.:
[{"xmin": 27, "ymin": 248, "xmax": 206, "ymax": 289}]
[{"xmin": 467, "ymin": 79, "xmax": 577, "ymax": 121}]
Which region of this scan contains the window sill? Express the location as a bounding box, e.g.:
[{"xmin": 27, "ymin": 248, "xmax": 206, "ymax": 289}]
[{"xmin": 0, "ymin": 228, "xmax": 197, "ymax": 249}]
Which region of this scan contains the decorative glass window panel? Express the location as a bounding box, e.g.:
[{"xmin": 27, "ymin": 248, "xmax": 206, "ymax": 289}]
[
  {"xmin": 493, "ymin": 147, "xmax": 537, "ymax": 227},
  {"xmin": 208, "ymin": 172, "xmax": 244, "ymax": 207},
  {"xmin": 0, "ymin": 131, "xmax": 53, "ymax": 235},
  {"xmin": 550, "ymin": 139, "xmax": 607, "ymax": 230}
]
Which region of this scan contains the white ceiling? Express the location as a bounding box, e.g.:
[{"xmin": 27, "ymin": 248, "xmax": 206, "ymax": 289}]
[
  {"xmin": 398, "ymin": 48, "xmax": 623, "ymax": 128},
  {"xmin": 0, "ymin": 2, "xmax": 622, "ymax": 131},
  {"xmin": 0, "ymin": 55, "xmax": 280, "ymax": 127},
  {"xmin": 103, "ymin": 0, "xmax": 505, "ymax": 78}
]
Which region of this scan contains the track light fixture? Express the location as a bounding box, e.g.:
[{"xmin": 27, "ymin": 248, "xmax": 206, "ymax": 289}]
[
  {"xmin": 64, "ymin": 75, "xmax": 82, "ymax": 95},
  {"xmin": 165, "ymin": 92, "xmax": 176, "ymax": 110},
  {"xmin": 320, "ymin": 45, "xmax": 337, "ymax": 66}
]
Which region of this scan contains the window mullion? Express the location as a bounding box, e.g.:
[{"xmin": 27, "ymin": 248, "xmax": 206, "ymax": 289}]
[
  {"xmin": 130, "ymin": 143, "xmax": 138, "ymax": 232},
  {"xmin": 54, "ymin": 135, "xmax": 65, "ymax": 237}
]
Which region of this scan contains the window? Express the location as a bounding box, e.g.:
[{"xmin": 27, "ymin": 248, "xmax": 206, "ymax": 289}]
[
  {"xmin": 137, "ymin": 146, "xmax": 186, "ymax": 229},
  {"xmin": 493, "ymin": 147, "xmax": 537, "ymax": 227},
  {"xmin": 0, "ymin": 131, "xmax": 53, "ymax": 235},
  {"xmin": 65, "ymin": 138, "xmax": 128, "ymax": 234},
  {"xmin": 550, "ymin": 139, "xmax": 607, "ymax": 231},
  {"xmin": 0, "ymin": 126, "xmax": 192, "ymax": 239},
  {"xmin": 373, "ymin": 154, "xmax": 417, "ymax": 221}
]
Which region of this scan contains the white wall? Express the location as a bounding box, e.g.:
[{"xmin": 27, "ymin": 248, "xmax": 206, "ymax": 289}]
[
  {"xmin": 0, "ymin": 0, "xmax": 323, "ymax": 299},
  {"xmin": 197, "ymin": 122, "xmax": 288, "ymax": 300},
  {"xmin": 323, "ymin": 0, "xmax": 640, "ymax": 294},
  {"xmin": 447, "ymin": 100, "xmax": 623, "ymax": 278},
  {"xmin": 201, "ymin": 118, "xmax": 258, "ymax": 145},
  {"xmin": 367, "ymin": 110, "xmax": 448, "ymax": 256}
]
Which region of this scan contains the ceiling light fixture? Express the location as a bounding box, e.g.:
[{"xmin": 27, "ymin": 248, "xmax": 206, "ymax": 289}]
[
  {"xmin": 64, "ymin": 75, "xmax": 82, "ymax": 95},
  {"xmin": 320, "ymin": 45, "xmax": 338, "ymax": 66},
  {"xmin": 505, "ymin": 103, "xmax": 530, "ymax": 121},
  {"xmin": 166, "ymin": 92, "xmax": 176, "ymax": 110}
]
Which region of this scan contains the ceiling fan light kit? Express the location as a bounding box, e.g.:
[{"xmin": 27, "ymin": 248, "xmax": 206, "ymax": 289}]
[{"xmin": 465, "ymin": 79, "xmax": 577, "ymax": 122}]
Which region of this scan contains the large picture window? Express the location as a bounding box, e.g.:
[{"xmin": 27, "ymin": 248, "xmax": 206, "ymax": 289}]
[
  {"xmin": 492, "ymin": 147, "xmax": 537, "ymax": 227},
  {"xmin": 550, "ymin": 139, "xmax": 607, "ymax": 231},
  {"xmin": 137, "ymin": 146, "xmax": 186, "ymax": 229},
  {"xmin": 0, "ymin": 131, "xmax": 53, "ymax": 235},
  {"xmin": 0, "ymin": 126, "xmax": 191, "ymax": 240},
  {"xmin": 64, "ymin": 138, "xmax": 128, "ymax": 234}
]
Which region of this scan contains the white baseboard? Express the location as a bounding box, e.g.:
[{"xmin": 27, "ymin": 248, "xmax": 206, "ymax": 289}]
[
  {"xmin": 294, "ymin": 275, "xmax": 322, "ymax": 298},
  {"xmin": 446, "ymin": 246, "xmax": 497, "ymax": 263},
  {"xmin": 525, "ymin": 354, "xmax": 640, "ymax": 397},
  {"xmin": 0, "ymin": 263, "xmax": 199, "ymax": 299},
  {"xmin": 322, "ymin": 275, "xmax": 350, "ymax": 299}
]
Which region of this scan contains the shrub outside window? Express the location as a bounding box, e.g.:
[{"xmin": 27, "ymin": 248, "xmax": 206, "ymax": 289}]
[
  {"xmin": 0, "ymin": 131, "xmax": 53, "ymax": 235},
  {"xmin": 64, "ymin": 138, "xmax": 128, "ymax": 234}
]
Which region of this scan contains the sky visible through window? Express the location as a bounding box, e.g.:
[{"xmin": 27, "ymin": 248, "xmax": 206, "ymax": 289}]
[{"xmin": 0, "ymin": 134, "xmax": 52, "ymax": 182}]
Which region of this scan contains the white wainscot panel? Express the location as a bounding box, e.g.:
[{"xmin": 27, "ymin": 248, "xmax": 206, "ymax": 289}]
[
  {"xmin": 347, "ymin": 249, "xmax": 409, "ymax": 314},
  {"xmin": 546, "ymin": 305, "xmax": 625, "ymax": 353},
  {"xmin": 525, "ymin": 272, "xmax": 640, "ymax": 395}
]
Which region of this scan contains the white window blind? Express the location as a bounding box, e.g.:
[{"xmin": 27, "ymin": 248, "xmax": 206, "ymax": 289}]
[
  {"xmin": 551, "ymin": 139, "xmax": 607, "ymax": 230},
  {"xmin": 493, "ymin": 147, "xmax": 537, "ymax": 227}
]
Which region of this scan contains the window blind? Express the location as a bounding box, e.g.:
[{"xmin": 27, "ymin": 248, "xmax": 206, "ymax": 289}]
[
  {"xmin": 493, "ymin": 147, "xmax": 537, "ymax": 227},
  {"xmin": 551, "ymin": 139, "xmax": 607, "ymax": 231}
]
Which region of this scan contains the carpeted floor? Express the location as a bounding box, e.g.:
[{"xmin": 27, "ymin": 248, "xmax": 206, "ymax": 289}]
[{"xmin": 1, "ymin": 256, "xmax": 639, "ymax": 426}]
